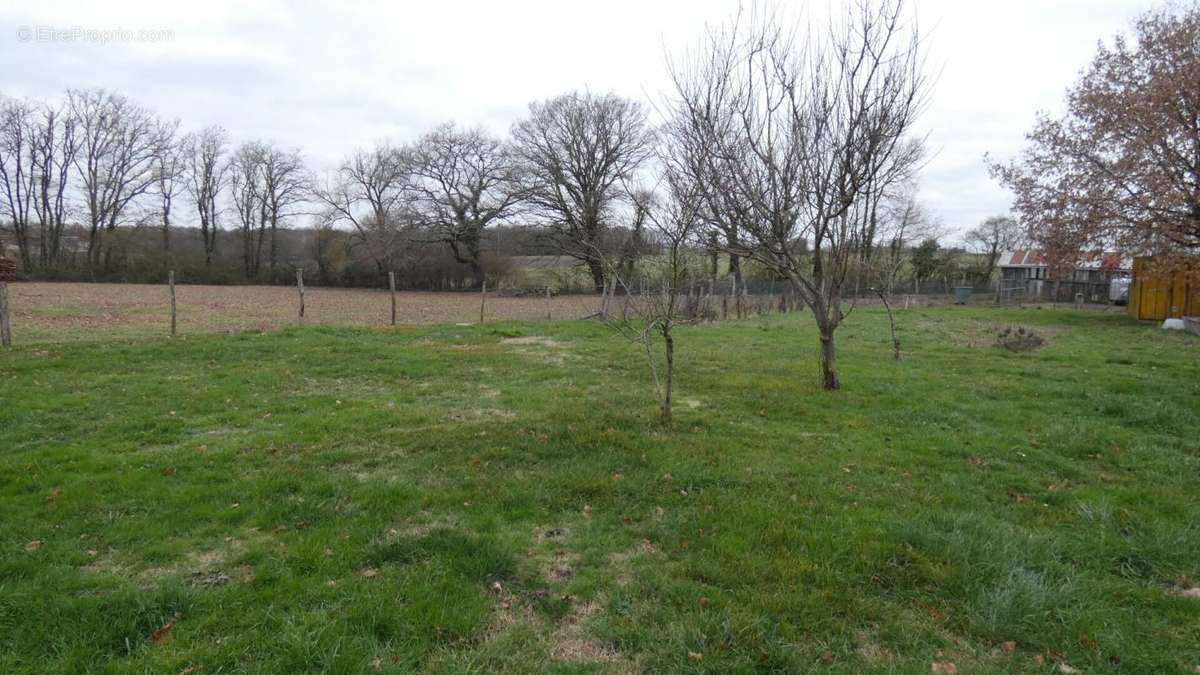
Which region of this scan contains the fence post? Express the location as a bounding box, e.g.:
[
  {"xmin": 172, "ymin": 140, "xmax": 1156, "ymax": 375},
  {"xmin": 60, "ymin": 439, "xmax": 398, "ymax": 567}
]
[
  {"xmin": 388, "ymin": 271, "xmax": 397, "ymax": 326},
  {"xmin": 0, "ymin": 281, "xmax": 11, "ymax": 348},
  {"xmin": 545, "ymin": 285, "xmax": 551, "ymax": 320},
  {"xmin": 479, "ymin": 281, "xmax": 487, "ymax": 324},
  {"xmin": 168, "ymin": 270, "xmax": 177, "ymax": 337},
  {"xmin": 297, "ymin": 269, "xmax": 305, "ymax": 326}
]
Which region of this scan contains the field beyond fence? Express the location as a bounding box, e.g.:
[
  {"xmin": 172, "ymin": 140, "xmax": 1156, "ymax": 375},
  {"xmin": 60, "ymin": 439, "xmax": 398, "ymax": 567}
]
[
  {"xmin": 1, "ymin": 281, "xmax": 1124, "ymax": 345},
  {"xmin": 5, "ymin": 283, "xmax": 608, "ymax": 344}
]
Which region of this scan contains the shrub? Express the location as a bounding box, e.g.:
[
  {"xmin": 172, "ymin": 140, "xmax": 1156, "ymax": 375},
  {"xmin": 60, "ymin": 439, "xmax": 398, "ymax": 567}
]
[{"xmin": 994, "ymin": 325, "xmax": 1045, "ymax": 352}]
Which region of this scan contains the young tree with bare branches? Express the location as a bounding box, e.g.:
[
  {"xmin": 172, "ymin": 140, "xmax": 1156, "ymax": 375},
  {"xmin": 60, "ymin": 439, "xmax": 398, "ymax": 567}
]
[
  {"xmin": 665, "ymin": 1, "xmax": 929, "ymax": 389},
  {"xmin": 511, "ymin": 92, "xmax": 654, "ymax": 292},
  {"xmin": 606, "ymin": 184, "xmax": 704, "ymax": 423},
  {"xmin": 408, "ymin": 123, "xmax": 523, "ymax": 288}
]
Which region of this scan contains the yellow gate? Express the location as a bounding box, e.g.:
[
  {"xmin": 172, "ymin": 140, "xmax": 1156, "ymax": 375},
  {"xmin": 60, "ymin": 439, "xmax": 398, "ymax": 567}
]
[{"xmin": 1128, "ymin": 257, "xmax": 1199, "ymax": 321}]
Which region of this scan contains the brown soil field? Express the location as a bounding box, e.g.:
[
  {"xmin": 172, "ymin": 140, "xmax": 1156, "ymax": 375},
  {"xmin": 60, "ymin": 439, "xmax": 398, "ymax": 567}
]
[{"xmin": 3, "ymin": 282, "xmax": 604, "ymax": 344}]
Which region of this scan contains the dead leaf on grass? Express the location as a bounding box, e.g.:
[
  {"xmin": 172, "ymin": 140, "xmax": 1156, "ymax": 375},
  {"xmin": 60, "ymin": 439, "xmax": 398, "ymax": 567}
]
[
  {"xmin": 23, "ymin": 540, "xmax": 42, "ymax": 552},
  {"xmin": 931, "ymin": 661, "xmax": 957, "ymax": 674},
  {"xmin": 151, "ymin": 621, "xmax": 174, "ymax": 643}
]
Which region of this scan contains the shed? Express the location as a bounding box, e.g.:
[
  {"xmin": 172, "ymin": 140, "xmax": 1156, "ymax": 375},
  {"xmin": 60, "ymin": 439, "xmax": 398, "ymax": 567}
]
[{"xmin": 1127, "ymin": 257, "xmax": 1199, "ymax": 321}]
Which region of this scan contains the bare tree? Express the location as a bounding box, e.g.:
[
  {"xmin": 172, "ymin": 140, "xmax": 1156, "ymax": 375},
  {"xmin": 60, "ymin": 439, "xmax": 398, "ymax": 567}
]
[
  {"xmin": 606, "ymin": 183, "xmax": 704, "ymax": 423},
  {"xmin": 152, "ymin": 124, "xmax": 185, "ymax": 273},
  {"xmin": 228, "ymin": 141, "xmax": 266, "ymax": 278},
  {"xmin": 183, "ymin": 125, "xmax": 229, "ymax": 269},
  {"xmin": 408, "ymin": 123, "xmax": 523, "ymax": 288},
  {"xmin": 31, "ymin": 102, "xmax": 79, "ymax": 269},
  {"xmin": 511, "ymin": 92, "xmax": 654, "ymax": 292},
  {"xmin": 69, "ymin": 88, "xmax": 171, "ymax": 270},
  {"xmin": 0, "ymin": 96, "xmax": 37, "ymax": 269},
  {"xmin": 964, "ymin": 215, "xmax": 1026, "ymax": 283},
  {"xmin": 313, "ymin": 143, "xmax": 410, "ymax": 276},
  {"xmin": 259, "ymin": 144, "xmax": 309, "ymax": 277},
  {"xmin": 665, "ymin": 1, "xmax": 928, "ymax": 389},
  {"xmin": 867, "ymin": 184, "xmax": 938, "ymax": 294}
]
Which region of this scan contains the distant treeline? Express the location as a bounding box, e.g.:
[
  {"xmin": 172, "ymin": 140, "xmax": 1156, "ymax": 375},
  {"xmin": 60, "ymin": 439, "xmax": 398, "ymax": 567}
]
[{"xmin": 12, "ymin": 221, "xmax": 589, "ymax": 289}]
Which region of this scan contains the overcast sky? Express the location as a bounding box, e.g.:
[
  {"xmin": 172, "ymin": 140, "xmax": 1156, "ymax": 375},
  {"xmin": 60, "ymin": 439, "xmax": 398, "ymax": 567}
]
[{"xmin": 2, "ymin": 0, "xmax": 1152, "ymax": 241}]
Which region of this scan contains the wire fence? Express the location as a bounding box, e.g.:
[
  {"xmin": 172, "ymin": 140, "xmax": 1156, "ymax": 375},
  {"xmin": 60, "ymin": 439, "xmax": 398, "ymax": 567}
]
[{"xmin": 0, "ymin": 272, "xmax": 1123, "ymax": 347}]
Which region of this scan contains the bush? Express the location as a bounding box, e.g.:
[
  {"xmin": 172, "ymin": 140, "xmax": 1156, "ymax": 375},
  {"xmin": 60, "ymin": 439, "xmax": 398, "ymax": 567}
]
[{"xmin": 994, "ymin": 326, "xmax": 1045, "ymax": 352}]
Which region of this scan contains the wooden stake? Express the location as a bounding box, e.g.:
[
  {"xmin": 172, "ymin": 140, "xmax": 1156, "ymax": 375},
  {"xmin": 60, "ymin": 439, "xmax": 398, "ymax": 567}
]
[
  {"xmin": 168, "ymin": 270, "xmax": 177, "ymax": 337},
  {"xmin": 296, "ymin": 269, "xmax": 305, "ymax": 326},
  {"xmin": 479, "ymin": 281, "xmax": 487, "ymax": 323},
  {"xmin": 0, "ymin": 281, "xmax": 11, "ymax": 348},
  {"xmin": 545, "ymin": 286, "xmax": 551, "ymax": 320},
  {"xmin": 388, "ymin": 271, "xmax": 397, "ymax": 326}
]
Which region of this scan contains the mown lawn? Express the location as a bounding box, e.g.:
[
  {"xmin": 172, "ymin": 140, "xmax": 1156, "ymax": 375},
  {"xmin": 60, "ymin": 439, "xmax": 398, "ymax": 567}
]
[{"xmin": 1, "ymin": 306, "xmax": 1198, "ymax": 673}]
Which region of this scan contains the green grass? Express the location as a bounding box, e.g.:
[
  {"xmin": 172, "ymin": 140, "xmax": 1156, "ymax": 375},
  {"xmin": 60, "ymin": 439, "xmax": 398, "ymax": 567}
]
[{"xmin": 1, "ymin": 306, "xmax": 1198, "ymax": 673}]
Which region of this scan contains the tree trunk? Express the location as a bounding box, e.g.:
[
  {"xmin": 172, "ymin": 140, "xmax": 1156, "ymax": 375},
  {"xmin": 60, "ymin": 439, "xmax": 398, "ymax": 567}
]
[
  {"xmin": 661, "ymin": 329, "xmax": 674, "ymax": 422},
  {"xmin": 819, "ymin": 329, "xmax": 839, "ymax": 390},
  {"xmin": 587, "ymin": 259, "xmax": 605, "ymax": 293},
  {"xmin": 469, "ymin": 259, "xmax": 485, "ymax": 289},
  {"xmin": 269, "ymin": 219, "xmax": 278, "ymax": 278}
]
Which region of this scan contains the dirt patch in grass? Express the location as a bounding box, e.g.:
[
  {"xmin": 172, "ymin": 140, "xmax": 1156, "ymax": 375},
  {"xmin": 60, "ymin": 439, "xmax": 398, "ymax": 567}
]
[
  {"xmin": 82, "ymin": 530, "xmax": 273, "ymax": 588},
  {"xmin": 501, "ymin": 335, "xmax": 569, "ymax": 365},
  {"xmin": 854, "ymin": 631, "xmax": 895, "ymax": 666},
  {"xmin": 500, "ymin": 336, "xmax": 564, "ymax": 348}
]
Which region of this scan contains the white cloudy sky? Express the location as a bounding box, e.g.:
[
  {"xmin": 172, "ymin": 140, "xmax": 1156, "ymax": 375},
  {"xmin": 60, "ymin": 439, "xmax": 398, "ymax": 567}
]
[{"xmin": 1, "ymin": 0, "xmax": 1152, "ymax": 240}]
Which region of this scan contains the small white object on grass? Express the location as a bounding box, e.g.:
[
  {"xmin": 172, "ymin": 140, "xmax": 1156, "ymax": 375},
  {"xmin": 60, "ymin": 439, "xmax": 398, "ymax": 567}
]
[{"xmin": 1162, "ymin": 318, "xmax": 1185, "ymax": 330}]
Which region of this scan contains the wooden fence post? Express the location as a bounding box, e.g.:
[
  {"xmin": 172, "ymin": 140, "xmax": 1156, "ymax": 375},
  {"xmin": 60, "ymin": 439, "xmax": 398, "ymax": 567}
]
[
  {"xmin": 545, "ymin": 286, "xmax": 551, "ymax": 320},
  {"xmin": 0, "ymin": 281, "xmax": 11, "ymax": 348},
  {"xmin": 479, "ymin": 281, "xmax": 487, "ymax": 324},
  {"xmin": 168, "ymin": 270, "xmax": 177, "ymax": 337},
  {"xmin": 388, "ymin": 271, "xmax": 397, "ymax": 326},
  {"xmin": 297, "ymin": 269, "xmax": 305, "ymax": 326}
]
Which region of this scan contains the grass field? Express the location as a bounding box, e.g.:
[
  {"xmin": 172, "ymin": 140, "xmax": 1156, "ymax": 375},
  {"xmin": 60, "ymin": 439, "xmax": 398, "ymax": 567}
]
[
  {"xmin": 1, "ymin": 304, "xmax": 1198, "ymax": 673},
  {"xmin": 4, "ymin": 282, "xmax": 604, "ymax": 344}
]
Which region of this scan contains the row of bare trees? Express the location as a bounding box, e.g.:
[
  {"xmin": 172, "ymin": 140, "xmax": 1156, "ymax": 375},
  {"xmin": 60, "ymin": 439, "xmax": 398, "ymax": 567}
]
[
  {"xmin": 0, "ymin": 90, "xmax": 304, "ymax": 279},
  {"xmin": 0, "ymin": 86, "xmax": 663, "ymax": 289},
  {"xmin": 312, "ymin": 93, "xmax": 654, "ymax": 291}
]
